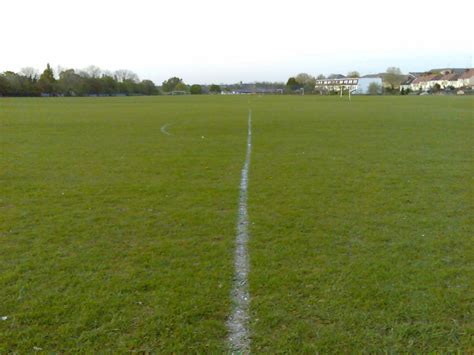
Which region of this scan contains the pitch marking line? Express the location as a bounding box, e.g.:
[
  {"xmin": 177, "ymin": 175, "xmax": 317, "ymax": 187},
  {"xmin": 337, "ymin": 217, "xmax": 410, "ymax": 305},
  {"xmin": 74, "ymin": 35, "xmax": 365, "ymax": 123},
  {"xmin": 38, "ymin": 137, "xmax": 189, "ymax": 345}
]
[
  {"xmin": 227, "ymin": 108, "xmax": 252, "ymax": 353},
  {"xmin": 160, "ymin": 123, "xmax": 173, "ymax": 135}
]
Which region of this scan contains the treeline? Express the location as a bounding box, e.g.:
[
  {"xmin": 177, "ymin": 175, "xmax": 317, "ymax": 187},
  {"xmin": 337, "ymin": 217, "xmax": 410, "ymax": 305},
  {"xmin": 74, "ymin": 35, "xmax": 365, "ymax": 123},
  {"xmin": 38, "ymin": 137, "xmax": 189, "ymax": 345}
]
[
  {"xmin": 0, "ymin": 64, "xmax": 159, "ymax": 97},
  {"xmin": 1, "ymin": 64, "xmax": 406, "ymax": 97}
]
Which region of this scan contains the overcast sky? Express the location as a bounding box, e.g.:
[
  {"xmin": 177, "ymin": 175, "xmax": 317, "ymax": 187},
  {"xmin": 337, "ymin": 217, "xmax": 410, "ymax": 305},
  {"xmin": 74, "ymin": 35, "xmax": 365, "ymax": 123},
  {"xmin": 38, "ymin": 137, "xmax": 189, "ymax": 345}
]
[{"xmin": 2, "ymin": 0, "xmax": 473, "ymax": 84}]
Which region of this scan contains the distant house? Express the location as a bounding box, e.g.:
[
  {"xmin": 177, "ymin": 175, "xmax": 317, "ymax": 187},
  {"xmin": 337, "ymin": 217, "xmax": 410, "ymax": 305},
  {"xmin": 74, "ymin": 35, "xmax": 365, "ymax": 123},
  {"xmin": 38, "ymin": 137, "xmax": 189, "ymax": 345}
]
[
  {"xmin": 411, "ymin": 73, "xmax": 441, "ymax": 92},
  {"xmin": 407, "ymin": 68, "xmax": 472, "ymax": 92},
  {"xmin": 400, "ymin": 73, "xmax": 418, "ymax": 92},
  {"xmin": 434, "ymin": 72, "xmax": 460, "ymax": 89},
  {"xmin": 457, "ymin": 69, "xmax": 474, "ymax": 88}
]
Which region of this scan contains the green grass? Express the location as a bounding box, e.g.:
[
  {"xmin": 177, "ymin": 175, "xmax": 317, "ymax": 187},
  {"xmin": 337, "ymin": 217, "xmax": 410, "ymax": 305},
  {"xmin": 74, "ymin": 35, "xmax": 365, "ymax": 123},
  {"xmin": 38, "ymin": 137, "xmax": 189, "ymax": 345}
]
[
  {"xmin": 1, "ymin": 95, "xmax": 472, "ymax": 351},
  {"xmin": 0, "ymin": 96, "xmax": 248, "ymax": 351},
  {"xmin": 248, "ymin": 96, "xmax": 473, "ymax": 352}
]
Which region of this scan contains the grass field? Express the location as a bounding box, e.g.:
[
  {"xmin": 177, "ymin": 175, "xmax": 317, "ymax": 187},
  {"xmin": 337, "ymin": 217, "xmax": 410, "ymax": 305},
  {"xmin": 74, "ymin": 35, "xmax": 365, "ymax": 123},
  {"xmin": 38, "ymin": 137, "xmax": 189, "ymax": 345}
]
[{"xmin": 1, "ymin": 95, "xmax": 473, "ymax": 352}]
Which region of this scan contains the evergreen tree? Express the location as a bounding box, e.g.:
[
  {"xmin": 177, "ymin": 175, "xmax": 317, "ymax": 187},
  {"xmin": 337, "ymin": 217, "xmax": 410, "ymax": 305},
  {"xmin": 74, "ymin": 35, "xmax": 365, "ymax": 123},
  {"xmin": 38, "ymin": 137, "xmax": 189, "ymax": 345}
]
[{"xmin": 38, "ymin": 63, "xmax": 56, "ymax": 94}]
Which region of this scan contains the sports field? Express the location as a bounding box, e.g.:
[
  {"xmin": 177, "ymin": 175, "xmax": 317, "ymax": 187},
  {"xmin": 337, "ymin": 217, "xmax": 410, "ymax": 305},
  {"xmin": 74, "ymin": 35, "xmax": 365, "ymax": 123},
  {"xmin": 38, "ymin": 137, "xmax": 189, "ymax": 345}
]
[{"xmin": 1, "ymin": 95, "xmax": 472, "ymax": 351}]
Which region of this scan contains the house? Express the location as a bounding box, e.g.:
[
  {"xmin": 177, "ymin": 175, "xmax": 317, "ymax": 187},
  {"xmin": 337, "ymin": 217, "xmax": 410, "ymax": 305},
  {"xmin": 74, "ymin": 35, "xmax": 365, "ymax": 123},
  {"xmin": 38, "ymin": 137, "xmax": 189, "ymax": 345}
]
[
  {"xmin": 400, "ymin": 73, "xmax": 418, "ymax": 92},
  {"xmin": 457, "ymin": 69, "xmax": 474, "ymax": 88},
  {"xmin": 410, "ymin": 74, "xmax": 440, "ymax": 92},
  {"xmin": 434, "ymin": 72, "xmax": 460, "ymax": 89},
  {"xmin": 408, "ymin": 68, "xmax": 473, "ymax": 92}
]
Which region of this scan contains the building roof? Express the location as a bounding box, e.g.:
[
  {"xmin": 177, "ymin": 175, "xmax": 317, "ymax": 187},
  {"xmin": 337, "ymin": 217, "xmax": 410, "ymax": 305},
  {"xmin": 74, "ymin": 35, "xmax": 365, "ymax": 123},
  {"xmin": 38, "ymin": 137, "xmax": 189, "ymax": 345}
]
[
  {"xmin": 440, "ymin": 73, "xmax": 459, "ymax": 81},
  {"xmin": 430, "ymin": 68, "xmax": 466, "ymax": 75},
  {"xmin": 400, "ymin": 73, "xmax": 420, "ymax": 85},
  {"xmin": 328, "ymin": 74, "xmax": 345, "ymax": 79},
  {"xmin": 362, "ymin": 73, "xmax": 383, "ymax": 78},
  {"xmin": 412, "ymin": 74, "xmax": 439, "ymax": 84},
  {"xmin": 459, "ymin": 69, "xmax": 474, "ymax": 79}
]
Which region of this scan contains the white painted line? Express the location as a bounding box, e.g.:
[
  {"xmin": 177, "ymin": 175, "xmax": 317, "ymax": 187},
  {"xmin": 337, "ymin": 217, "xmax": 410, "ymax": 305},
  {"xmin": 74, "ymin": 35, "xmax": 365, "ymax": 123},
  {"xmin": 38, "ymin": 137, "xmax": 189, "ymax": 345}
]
[
  {"xmin": 227, "ymin": 109, "xmax": 252, "ymax": 353},
  {"xmin": 160, "ymin": 123, "xmax": 173, "ymax": 136}
]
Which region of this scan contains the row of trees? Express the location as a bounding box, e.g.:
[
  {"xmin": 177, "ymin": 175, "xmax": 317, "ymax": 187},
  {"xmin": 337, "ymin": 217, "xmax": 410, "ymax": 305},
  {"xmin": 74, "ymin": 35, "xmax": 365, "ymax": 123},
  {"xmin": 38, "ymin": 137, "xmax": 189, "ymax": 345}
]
[
  {"xmin": 0, "ymin": 65, "xmax": 228, "ymax": 97},
  {"xmin": 161, "ymin": 77, "xmax": 222, "ymax": 94},
  {"xmin": 0, "ymin": 64, "xmax": 159, "ymax": 97}
]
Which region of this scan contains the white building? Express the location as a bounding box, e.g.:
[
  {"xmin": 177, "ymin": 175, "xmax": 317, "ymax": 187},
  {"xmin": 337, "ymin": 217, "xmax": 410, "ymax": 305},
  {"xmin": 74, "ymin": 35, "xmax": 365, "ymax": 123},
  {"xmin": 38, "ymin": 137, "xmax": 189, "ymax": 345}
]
[
  {"xmin": 315, "ymin": 77, "xmax": 383, "ymax": 94},
  {"xmin": 433, "ymin": 73, "xmax": 461, "ymax": 89}
]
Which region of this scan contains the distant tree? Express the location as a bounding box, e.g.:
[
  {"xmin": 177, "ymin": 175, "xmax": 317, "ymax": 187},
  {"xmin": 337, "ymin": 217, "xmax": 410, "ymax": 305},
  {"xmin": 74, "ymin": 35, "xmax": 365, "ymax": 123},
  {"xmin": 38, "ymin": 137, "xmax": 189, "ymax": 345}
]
[
  {"xmin": 431, "ymin": 83, "xmax": 441, "ymax": 93},
  {"xmin": 83, "ymin": 65, "xmax": 102, "ymax": 78},
  {"xmin": 295, "ymin": 73, "xmax": 315, "ymax": 86},
  {"xmin": 162, "ymin": 77, "xmax": 183, "ymax": 93},
  {"xmin": 0, "ymin": 74, "xmax": 9, "ymax": 96},
  {"xmin": 100, "ymin": 75, "xmax": 118, "ymax": 95},
  {"xmin": 368, "ymin": 82, "xmax": 382, "ymax": 95},
  {"xmin": 20, "ymin": 67, "xmax": 39, "ymax": 80},
  {"xmin": 384, "ymin": 67, "xmax": 403, "ymax": 91},
  {"xmin": 85, "ymin": 76, "xmax": 104, "ymax": 95},
  {"xmin": 347, "ymin": 71, "xmax": 360, "ymax": 78},
  {"xmin": 286, "ymin": 77, "xmax": 297, "ymax": 86},
  {"xmin": 400, "ymin": 87, "xmax": 405, "ymax": 95},
  {"xmin": 190, "ymin": 84, "xmax": 203, "ymax": 95},
  {"xmin": 119, "ymin": 79, "xmax": 139, "ymax": 95},
  {"xmin": 295, "ymin": 73, "xmax": 316, "ymax": 92},
  {"xmin": 174, "ymin": 82, "xmax": 188, "ymax": 93},
  {"xmin": 38, "ymin": 63, "xmax": 56, "ymax": 94},
  {"xmin": 286, "ymin": 77, "xmax": 301, "ymax": 91},
  {"xmin": 209, "ymin": 84, "xmax": 221, "ymax": 94},
  {"xmin": 114, "ymin": 69, "xmax": 139, "ymax": 83},
  {"xmin": 19, "ymin": 68, "xmax": 40, "ymax": 95},
  {"xmin": 2, "ymin": 70, "xmax": 38, "ymax": 96},
  {"xmin": 58, "ymin": 69, "xmax": 84, "ymax": 96},
  {"xmin": 2, "ymin": 71, "xmax": 23, "ymax": 96},
  {"xmin": 139, "ymin": 80, "xmax": 158, "ymax": 95},
  {"xmin": 316, "ymin": 74, "xmax": 326, "ymax": 79}
]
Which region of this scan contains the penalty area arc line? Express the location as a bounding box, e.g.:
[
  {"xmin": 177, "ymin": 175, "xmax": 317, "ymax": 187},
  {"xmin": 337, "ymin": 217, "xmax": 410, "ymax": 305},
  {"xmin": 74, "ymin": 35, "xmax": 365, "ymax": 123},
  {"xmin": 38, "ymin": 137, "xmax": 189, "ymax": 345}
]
[{"xmin": 160, "ymin": 123, "xmax": 174, "ymax": 136}]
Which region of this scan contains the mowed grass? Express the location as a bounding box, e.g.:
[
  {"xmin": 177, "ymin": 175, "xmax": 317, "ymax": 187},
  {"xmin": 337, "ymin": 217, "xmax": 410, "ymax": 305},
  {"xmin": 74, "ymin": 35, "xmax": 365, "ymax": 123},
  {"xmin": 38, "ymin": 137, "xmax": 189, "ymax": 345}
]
[
  {"xmin": 1, "ymin": 95, "xmax": 473, "ymax": 351},
  {"xmin": 0, "ymin": 96, "xmax": 249, "ymax": 351},
  {"xmin": 248, "ymin": 96, "xmax": 473, "ymax": 352}
]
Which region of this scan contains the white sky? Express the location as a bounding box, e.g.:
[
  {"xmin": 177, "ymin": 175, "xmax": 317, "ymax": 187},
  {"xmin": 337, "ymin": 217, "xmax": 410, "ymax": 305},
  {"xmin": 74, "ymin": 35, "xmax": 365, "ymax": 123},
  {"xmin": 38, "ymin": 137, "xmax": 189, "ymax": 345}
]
[{"xmin": 2, "ymin": 0, "xmax": 473, "ymax": 84}]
